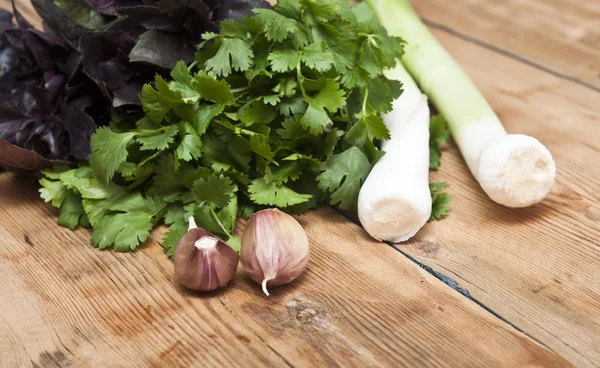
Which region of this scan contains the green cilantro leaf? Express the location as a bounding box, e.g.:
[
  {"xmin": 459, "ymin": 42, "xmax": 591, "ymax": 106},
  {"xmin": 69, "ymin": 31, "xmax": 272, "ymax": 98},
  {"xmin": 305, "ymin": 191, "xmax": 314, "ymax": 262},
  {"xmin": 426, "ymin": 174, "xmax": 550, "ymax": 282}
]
[
  {"xmin": 429, "ymin": 115, "xmax": 450, "ymax": 170},
  {"xmin": 91, "ymin": 212, "xmax": 153, "ymax": 252},
  {"xmin": 192, "ymin": 174, "xmax": 236, "ymax": 208},
  {"xmin": 141, "ymin": 75, "xmax": 183, "ymax": 123},
  {"xmin": 359, "ymin": 37, "xmax": 386, "ymax": 78},
  {"xmin": 162, "ymin": 204, "xmax": 193, "ymax": 256},
  {"xmin": 83, "ymin": 191, "xmax": 142, "ymax": 227},
  {"xmin": 429, "ymin": 182, "xmax": 451, "ymax": 221},
  {"xmin": 136, "ymin": 125, "xmax": 179, "ymax": 151},
  {"xmin": 253, "ymin": 8, "xmax": 299, "ymax": 43},
  {"xmin": 176, "ymin": 103, "xmax": 225, "ymax": 135},
  {"xmin": 299, "ymin": 103, "xmax": 332, "ymax": 135},
  {"xmin": 205, "ymin": 38, "xmax": 254, "ymax": 77},
  {"xmin": 219, "ymin": 19, "xmax": 248, "ymax": 38},
  {"xmin": 268, "ymin": 49, "xmax": 301, "ymax": 73},
  {"xmin": 277, "ymin": 96, "xmax": 307, "ymax": 117},
  {"xmin": 262, "ymin": 95, "xmax": 281, "ymax": 106},
  {"xmin": 301, "ymin": 42, "xmax": 334, "ymax": 72},
  {"xmin": 272, "ymin": 78, "xmax": 298, "ymax": 97},
  {"xmin": 194, "ymin": 71, "xmax": 234, "ymax": 104},
  {"xmin": 49, "ymin": 166, "xmax": 125, "ymax": 200},
  {"xmin": 349, "ymin": 112, "xmax": 390, "ymax": 141},
  {"xmin": 277, "ymin": 117, "xmax": 306, "ymax": 140},
  {"xmin": 248, "ymin": 178, "xmax": 312, "ymax": 207},
  {"xmin": 170, "ymin": 61, "xmax": 200, "ymax": 103},
  {"xmin": 152, "ymin": 154, "xmax": 185, "ymax": 194},
  {"xmin": 298, "ymin": 80, "xmax": 345, "ymax": 135},
  {"xmin": 249, "ymin": 134, "xmax": 275, "ymax": 161},
  {"xmin": 312, "ymin": 80, "xmax": 346, "ymax": 113},
  {"xmin": 239, "ymin": 100, "xmax": 277, "ymax": 126},
  {"xmin": 366, "ymin": 78, "xmax": 396, "ymax": 113},
  {"xmin": 317, "ymin": 147, "xmax": 372, "ymax": 209},
  {"xmin": 89, "ymin": 127, "xmax": 136, "ymax": 182},
  {"xmin": 267, "ymin": 161, "xmax": 303, "ymax": 184},
  {"xmin": 39, "ymin": 178, "xmax": 68, "ymax": 208},
  {"xmin": 57, "ymin": 192, "xmax": 85, "ymax": 230},
  {"xmin": 175, "ymin": 122, "xmax": 203, "ymax": 163}
]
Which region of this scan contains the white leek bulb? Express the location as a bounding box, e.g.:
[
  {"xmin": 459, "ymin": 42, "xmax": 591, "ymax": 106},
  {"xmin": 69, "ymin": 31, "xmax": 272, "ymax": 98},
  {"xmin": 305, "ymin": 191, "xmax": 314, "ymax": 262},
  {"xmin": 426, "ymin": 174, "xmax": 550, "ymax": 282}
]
[{"xmin": 358, "ymin": 62, "xmax": 432, "ymax": 243}]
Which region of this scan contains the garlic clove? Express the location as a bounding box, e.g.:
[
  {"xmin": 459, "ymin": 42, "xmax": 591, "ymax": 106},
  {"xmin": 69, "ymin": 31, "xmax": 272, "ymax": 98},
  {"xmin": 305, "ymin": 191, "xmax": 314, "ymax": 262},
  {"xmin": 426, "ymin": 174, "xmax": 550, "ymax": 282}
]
[
  {"xmin": 240, "ymin": 208, "xmax": 310, "ymax": 296},
  {"xmin": 174, "ymin": 221, "xmax": 239, "ymax": 292}
]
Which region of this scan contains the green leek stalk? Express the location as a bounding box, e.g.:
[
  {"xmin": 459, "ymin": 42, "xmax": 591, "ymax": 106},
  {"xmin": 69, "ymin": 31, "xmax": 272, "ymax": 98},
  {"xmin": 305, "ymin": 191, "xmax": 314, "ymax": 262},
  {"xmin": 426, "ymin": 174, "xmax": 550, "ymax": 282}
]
[{"xmin": 367, "ymin": 0, "xmax": 556, "ymax": 208}]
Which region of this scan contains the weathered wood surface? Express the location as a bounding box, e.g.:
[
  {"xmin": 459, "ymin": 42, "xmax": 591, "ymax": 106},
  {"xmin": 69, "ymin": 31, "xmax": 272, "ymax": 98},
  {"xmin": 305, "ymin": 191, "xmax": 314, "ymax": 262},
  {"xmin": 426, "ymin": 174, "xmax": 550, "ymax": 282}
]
[
  {"xmin": 404, "ymin": 1, "xmax": 600, "ymax": 367},
  {"xmin": 414, "ymin": 0, "xmax": 600, "ymax": 91},
  {"xmin": 0, "ymin": 174, "xmax": 568, "ymax": 367},
  {"xmin": 1, "ymin": 0, "xmax": 598, "ymax": 367}
]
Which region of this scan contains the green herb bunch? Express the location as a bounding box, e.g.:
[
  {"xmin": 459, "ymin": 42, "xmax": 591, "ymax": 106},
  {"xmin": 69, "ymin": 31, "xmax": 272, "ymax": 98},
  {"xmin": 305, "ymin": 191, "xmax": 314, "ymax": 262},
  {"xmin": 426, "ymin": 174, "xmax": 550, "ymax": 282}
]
[{"xmin": 39, "ymin": 0, "xmax": 407, "ymax": 254}]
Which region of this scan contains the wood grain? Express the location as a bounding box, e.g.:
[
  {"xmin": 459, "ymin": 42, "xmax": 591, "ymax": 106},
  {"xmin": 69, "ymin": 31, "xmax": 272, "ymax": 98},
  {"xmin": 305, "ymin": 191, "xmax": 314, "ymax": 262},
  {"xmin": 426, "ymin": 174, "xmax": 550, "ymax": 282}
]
[
  {"xmin": 0, "ymin": 173, "xmax": 569, "ymax": 367},
  {"xmin": 413, "ymin": 0, "xmax": 600, "ymax": 91},
  {"xmin": 400, "ymin": 4, "xmax": 600, "ymax": 368},
  {"xmin": 0, "ymin": 0, "xmax": 598, "ymax": 366}
]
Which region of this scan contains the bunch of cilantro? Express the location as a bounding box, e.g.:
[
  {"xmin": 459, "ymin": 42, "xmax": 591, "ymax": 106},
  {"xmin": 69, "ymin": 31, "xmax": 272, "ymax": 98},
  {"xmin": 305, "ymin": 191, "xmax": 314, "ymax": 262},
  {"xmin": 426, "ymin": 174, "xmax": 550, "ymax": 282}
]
[{"xmin": 39, "ymin": 0, "xmax": 449, "ymax": 254}]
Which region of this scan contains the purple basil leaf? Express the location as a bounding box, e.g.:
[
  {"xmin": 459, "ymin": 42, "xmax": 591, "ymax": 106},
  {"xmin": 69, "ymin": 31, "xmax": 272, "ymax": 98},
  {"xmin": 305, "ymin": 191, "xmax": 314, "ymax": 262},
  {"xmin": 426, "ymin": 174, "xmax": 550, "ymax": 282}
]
[
  {"xmin": 118, "ymin": 6, "xmax": 181, "ymax": 32},
  {"xmin": 24, "ymin": 86, "xmax": 54, "ymax": 119},
  {"xmin": 86, "ymin": 0, "xmax": 119, "ymax": 16},
  {"xmin": 56, "ymin": 105, "xmax": 97, "ymax": 160},
  {"xmin": 0, "ymin": 12, "xmax": 19, "ymax": 81},
  {"xmin": 22, "ymin": 121, "xmax": 65, "ymax": 159},
  {"xmin": 103, "ymin": 19, "xmax": 145, "ymax": 51},
  {"xmin": 31, "ymin": 0, "xmax": 89, "ymax": 46},
  {"xmin": 52, "ymin": 0, "xmax": 107, "ymax": 31},
  {"xmin": 0, "ymin": 138, "xmax": 69, "ymax": 171},
  {"xmin": 114, "ymin": 0, "xmax": 159, "ymax": 7},
  {"xmin": 43, "ymin": 73, "xmax": 66, "ymax": 101},
  {"xmin": 157, "ymin": 0, "xmax": 210, "ymax": 18},
  {"xmin": 0, "ymin": 9, "xmax": 12, "ymax": 31},
  {"xmin": 4, "ymin": 26, "xmax": 25, "ymax": 49},
  {"xmin": 128, "ymin": 29, "xmax": 194, "ymax": 69},
  {"xmin": 112, "ymin": 81, "xmax": 143, "ymax": 106}
]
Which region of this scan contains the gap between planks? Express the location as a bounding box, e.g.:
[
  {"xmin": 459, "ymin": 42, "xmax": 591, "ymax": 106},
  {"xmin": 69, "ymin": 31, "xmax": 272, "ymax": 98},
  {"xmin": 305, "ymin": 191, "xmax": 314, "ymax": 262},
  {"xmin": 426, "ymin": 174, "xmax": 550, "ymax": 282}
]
[
  {"xmin": 420, "ymin": 17, "xmax": 600, "ymax": 94},
  {"xmin": 334, "ymin": 207, "xmax": 559, "ymax": 355}
]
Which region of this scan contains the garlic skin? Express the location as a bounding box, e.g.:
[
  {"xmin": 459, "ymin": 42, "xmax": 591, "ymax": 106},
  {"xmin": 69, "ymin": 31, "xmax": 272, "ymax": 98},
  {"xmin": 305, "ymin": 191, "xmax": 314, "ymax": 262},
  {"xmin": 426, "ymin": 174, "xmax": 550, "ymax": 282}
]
[
  {"xmin": 174, "ymin": 220, "xmax": 239, "ymax": 292},
  {"xmin": 240, "ymin": 209, "xmax": 309, "ymax": 296}
]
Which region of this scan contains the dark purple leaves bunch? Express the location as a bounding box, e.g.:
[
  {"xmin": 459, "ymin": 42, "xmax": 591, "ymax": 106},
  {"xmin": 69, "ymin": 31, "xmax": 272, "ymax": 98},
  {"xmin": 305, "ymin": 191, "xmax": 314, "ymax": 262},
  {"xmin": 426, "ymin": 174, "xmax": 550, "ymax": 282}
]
[
  {"xmin": 0, "ymin": 0, "xmax": 270, "ymax": 170},
  {"xmin": 0, "ymin": 7, "xmax": 101, "ymax": 169},
  {"xmin": 31, "ymin": 0, "xmax": 271, "ymax": 107}
]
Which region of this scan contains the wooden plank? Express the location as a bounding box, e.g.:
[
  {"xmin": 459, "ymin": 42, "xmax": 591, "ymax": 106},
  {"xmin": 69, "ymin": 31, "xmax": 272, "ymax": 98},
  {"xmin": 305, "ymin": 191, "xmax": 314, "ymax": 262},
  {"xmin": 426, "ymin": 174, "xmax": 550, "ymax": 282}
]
[
  {"xmin": 0, "ymin": 173, "xmax": 571, "ymax": 367},
  {"xmin": 413, "ymin": 0, "xmax": 600, "ymax": 91},
  {"xmin": 398, "ymin": 22, "xmax": 600, "ymax": 368},
  {"xmin": 2, "ymin": 0, "xmax": 40, "ymax": 27}
]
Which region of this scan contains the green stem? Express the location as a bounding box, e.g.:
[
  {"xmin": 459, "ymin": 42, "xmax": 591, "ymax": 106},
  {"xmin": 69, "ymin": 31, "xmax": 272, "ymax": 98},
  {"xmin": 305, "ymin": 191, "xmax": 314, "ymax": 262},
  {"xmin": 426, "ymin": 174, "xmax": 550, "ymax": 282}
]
[
  {"xmin": 208, "ymin": 206, "xmax": 240, "ymax": 253},
  {"xmin": 138, "ymin": 150, "xmax": 163, "ymax": 166},
  {"xmin": 151, "ymin": 203, "xmax": 168, "ymax": 218},
  {"xmin": 361, "ymin": 87, "xmax": 372, "ymax": 140},
  {"xmin": 296, "ymin": 58, "xmax": 308, "ymax": 99},
  {"xmin": 209, "ymin": 206, "xmax": 228, "ymax": 236},
  {"xmin": 361, "ymin": 88, "xmax": 369, "ymax": 116},
  {"xmin": 187, "ymin": 61, "xmax": 198, "ymax": 71},
  {"xmin": 135, "ymin": 126, "xmax": 170, "ymax": 136},
  {"xmin": 231, "ymin": 87, "xmax": 250, "ymax": 93},
  {"xmin": 235, "ymin": 128, "xmax": 258, "ymax": 137}
]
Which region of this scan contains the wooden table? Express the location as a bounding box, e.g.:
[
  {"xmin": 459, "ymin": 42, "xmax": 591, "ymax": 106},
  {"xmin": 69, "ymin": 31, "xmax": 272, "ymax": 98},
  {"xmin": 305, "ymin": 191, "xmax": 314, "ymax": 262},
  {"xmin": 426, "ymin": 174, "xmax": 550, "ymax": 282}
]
[{"xmin": 1, "ymin": 0, "xmax": 599, "ymax": 367}]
